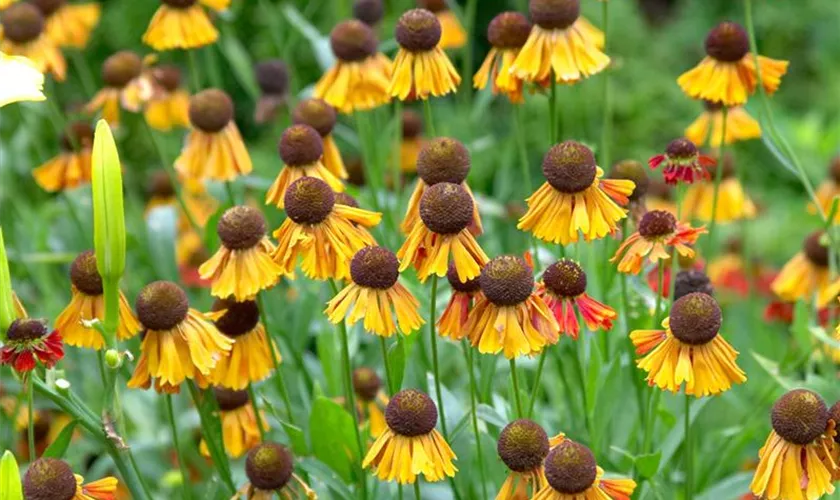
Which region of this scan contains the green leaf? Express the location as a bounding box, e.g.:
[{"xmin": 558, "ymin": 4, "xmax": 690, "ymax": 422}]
[
  {"xmin": 751, "ymin": 351, "xmax": 795, "ymax": 390},
  {"xmin": 0, "ymin": 227, "xmax": 15, "ymax": 335},
  {"xmin": 309, "ymin": 397, "xmax": 360, "ymax": 483},
  {"xmin": 387, "ymin": 341, "xmax": 405, "ymax": 392},
  {"xmin": 658, "ymin": 398, "xmax": 709, "ymax": 471},
  {"xmin": 635, "ymin": 451, "xmax": 661, "ymax": 479},
  {"xmin": 42, "ymin": 420, "xmax": 78, "ymax": 459},
  {"xmin": 696, "ymin": 472, "xmax": 753, "ymax": 500},
  {"xmin": 144, "ymin": 206, "xmax": 179, "ymax": 282},
  {"xmin": 218, "ymin": 32, "xmax": 259, "ymax": 100},
  {"xmin": 0, "ymin": 450, "xmax": 23, "ymax": 500},
  {"xmin": 203, "ymin": 207, "xmax": 223, "ymax": 254},
  {"xmin": 91, "ymin": 120, "xmax": 126, "ymax": 282},
  {"xmin": 316, "ymin": 330, "xmax": 341, "ymax": 398},
  {"xmin": 475, "ymin": 404, "xmax": 507, "ymax": 428},
  {"xmin": 299, "ymin": 457, "xmax": 355, "ymax": 500},
  {"xmin": 585, "ymin": 336, "xmax": 602, "ymax": 417}
]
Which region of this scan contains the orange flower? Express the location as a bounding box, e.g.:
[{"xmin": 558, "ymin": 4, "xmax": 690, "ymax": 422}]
[{"xmin": 611, "ymin": 210, "xmax": 706, "ymax": 275}]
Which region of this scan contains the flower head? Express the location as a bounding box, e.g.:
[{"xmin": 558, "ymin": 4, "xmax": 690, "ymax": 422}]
[
  {"xmin": 143, "ymin": 0, "xmax": 230, "ymax": 51},
  {"xmin": 24, "ymin": 457, "xmax": 117, "ymax": 500},
  {"xmin": 200, "ymin": 388, "xmax": 267, "ymax": 459},
  {"xmin": 685, "ymin": 101, "xmax": 761, "ymax": 148},
  {"xmin": 674, "ymin": 269, "xmax": 714, "ymax": 301},
  {"xmin": 292, "ymin": 98, "xmax": 348, "ymax": 180},
  {"xmin": 682, "ymin": 154, "xmax": 756, "ymax": 222},
  {"xmin": 353, "ymin": 0, "xmax": 384, "ymax": 26},
  {"xmin": 85, "ymin": 50, "xmax": 154, "ymax": 126},
  {"xmin": 28, "ymin": 0, "xmax": 101, "ymax": 49},
  {"xmin": 474, "ymin": 12, "xmax": 531, "ymax": 102},
  {"xmin": 0, "ymin": 51, "xmax": 45, "ymax": 107},
  {"xmin": 533, "ymin": 440, "xmax": 636, "ymax": 499},
  {"xmin": 540, "ymin": 259, "xmax": 616, "ymax": 339},
  {"xmin": 609, "ymin": 160, "xmax": 649, "ymax": 203},
  {"xmin": 0, "ymin": 3, "xmax": 66, "ymax": 81},
  {"xmin": 253, "ymin": 58, "xmax": 289, "ymax": 124},
  {"xmin": 495, "ymin": 419, "xmax": 564, "ymax": 499},
  {"xmin": 438, "ymin": 261, "xmax": 482, "ymax": 340},
  {"xmin": 32, "ymin": 121, "xmax": 95, "ymax": 193},
  {"xmin": 810, "ymin": 156, "xmax": 840, "ymax": 223},
  {"xmin": 611, "ymin": 210, "xmax": 706, "ymax": 275},
  {"xmin": 648, "ymin": 138, "xmax": 716, "ymax": 185},
  {"xmin": 144, "ymin": 64, "xmax": 190, "ymax": 131},
  {"xmin": 771, "ymin": 231, "xmax": 840, "ymax": 308},
  {"xmin": 399, "ymin": 110, "xmax": 425, "ymax": 174},
  {"xmin": 353, "ymin": 366, "xmax": 389, "ymax": 437},
  {"xmin": 0, "ymin": 318, "xmax": 63, "ymax": 373},
  {"xmin": 233, "ymin": 442, "xmax": 315, "ymax": 499}
]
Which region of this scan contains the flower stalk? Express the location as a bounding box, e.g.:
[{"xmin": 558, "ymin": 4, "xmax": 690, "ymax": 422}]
[{"xmin": 0, "ymin": 227, "xmax": 15, "ymax": 334}]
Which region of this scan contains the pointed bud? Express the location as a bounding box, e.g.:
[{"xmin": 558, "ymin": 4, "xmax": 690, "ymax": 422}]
[{"xmin": 0, "ymin": 227, "xmax": 15, "ymax": 336}]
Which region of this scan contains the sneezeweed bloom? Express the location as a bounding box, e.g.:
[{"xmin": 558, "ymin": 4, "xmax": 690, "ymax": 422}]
[
  {"xmin": 389, "ymin": 8, "xmax": 461, "ymax": 100},
  {"xmin": 28, "ymin": 0, "xmax": 101, "ymax": 49},
  {"xmin": 326, "ymin": 246, "xmax": 424, "ymax": 337},
  {"xmin": 399, "ymin": 110, "xmax": 424, "ymax": 174},
  {"xmin": 0, "ymin": 51, "xmax": 45, "ymax": 107},
  {"xmin": 266, "ymin": 124, "xmax": 345, "ymax": 209},
  {"xmin": 314, "ymin": 20, "xmax": 392, "ymax": 114},
  {"xmin": 85, "ymin": 51, "xmax": 154, "ymax": 127},
  {"xmin": 292, "ymin": 98, "xmax": 348, "ymax": 180},
  {"xmin": 401, "ymin": 137, "xmax": 482, "ymax": 235},
  {"xmin": 363, "ymin": 388, "xmax": 457, "ymax": 483},
  {"xmin": 273, "ymin": 177, "xmax": 380, "ymax": 280},
  {"xmin": 465, "ymin": 255, "xmax": 559, "ymax": 358},
  {"xmin": 207, "ymin": 298, "xmax": 280, "ymax": 390},
  {"xmin": 55, "ymin": 251, "xmax": 141, "ymax": 350},
  {"xmin": 533, "ymin": 440, "xmax": 636, "ymax": 500},
  {"xmin": 0, "ymin": 3, "xmax": 65, "ymax": 81},
  {"xmin": 200, "ymin": 388, "xmax": 266, "ymax": 459},
  {"xmin": 810, "ymin": 156, "xmax": 840, "ymax": 222},
  {"xmin": 750, "ymin": 389, "xmax": 837, "ymax": 500},
  {"xmin": 682, "ymin": 156, "xmax": 756, "ymax": 222},
  {"xmin": 253, "ymin": 59, "xmax": 289, "ymax": 124},
  {"xmin": 32, "ymin": 121, "xmax": 94, "ymax": 192},
  {"xmin": 630, "ymin": 292, "xmax": 746, "ymax": 396},
  {"xmin": 143, "ymin": 0, "xmax": 230, "ymax": 51},
  {"xmin": 518, "ymin": 141, "xmax": 634, "ymax": 245},
  {"xmin": 353, "ymin": 367, "xmax": 389, "ymax": 438},
  {"xmin": 678, "ymin": 21, "xmax": 788, "ymax": 106},
  {"xmin": 685, "ymin": 101, "xmax": 761, "ymax": 148},
  {"xmin": 0, "ymin": 318, "xmax": 63, "ymax": 374},
  {"xmin": 771, "ymin": 231, "xmax": 840, "ymax": 307},
  {"xmin": 417, "ymin": 0, "xmax": 466, "ymax": 49},
  {"xmin": 539, "ymin": 259, "xmax": 616, "ymax": 340},
  {"xmin": 24, "ymin": 457, "xmax": 117, "ymax": 500},
  {"xmin": 176, "ymin": 88, "xmax": 253, "ymax": 182},
  {"xmin": 511, "ymin": 0, "xmax": 609, "ymax": 84},
  {"xmin": 144, "ymin": 64, "xmax": 190, "ymax": 131},
  {"xmin": 648, "ymin": 137, "xmax": 716, "ymax": 185},
  {"xmin": 673, "ymin": 269, "xmax": 714, "ymax": 301},
  {"xmin": 233, "ymin": 442, "xmax": 316, "ymax": 499},
  {"xmin": 353, "ymin": 0, "xmax": 384, "ymax": 27},
  {"xmin": 497, "ymin": 419, "xmax": 564, "ymax": 499},
  {"xmin": 127, "ymin": 281, "xmax": 233, "ymax": 393},
  {"xmin": 611, "ymin": 210, "xmax": 706, "ymax": 275},
  {"xmin": 474, "ymin": 12, "xmax": 531, "ymax": 103},
  {"xmin": 398, "ymin": 183, "xmax": 489, "ymax": 283},
  {"xmin": 438, "ymin": 261, "xmax": 482, "ymax": 340},
  {"xmin": 199, "ymin": 206, "xmax": 283, "ymax": 301}
]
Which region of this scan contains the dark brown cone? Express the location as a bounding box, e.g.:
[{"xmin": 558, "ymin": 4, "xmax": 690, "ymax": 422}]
[
  {"xmin": 1, "ymin": 3, "xmax": 44, "ymax": 44},
  {"xmin": 217, "ymin": 206, "xmax": 266, "ymax": 250},
  {"xmin": 60, "ymin": 122, "xmax": 95, "ymax": 152},
  {"xmin": 331, "ymin": 20, "xmax": 378, "ymax": 62},
  {"xmin": 353, "ymin": 0, "xmax": 384, "ymax": 26},
  {"xmin": 6, "ymin": 319, "xmax": 48, "ymax": 342},
  {"xmin": 255, "ymin": 59, "xmax": 290, "ymax": 96},
  {"xmin": 488, "ymin": 12, "xmax": 532, "ymax": 49},
  {"xmin": 245, "ymin": 442, "xmax": 294, "ymax": 490},
  {"xmin": 497, "ymin": 419, "xmax": 550, "ymax": 473},
  {"xmin": 772, "ymin": 389, "xmax": 828, "ymax": 445},
  {"xmin": 803, "ymin": 232, "xmax": 829, "ymax": 267},
  {"xmin": 402, "ymin": 110, "xmax": 423, "ymax": 139},
  {"xmin": 610, "ymin": 160, "xmax": 649, "ymax": 202},
  {"xmin": 335, "ymin": 192, "xmax": 360, "ymax": 208},
  {"xmin": 147, "ymin": 171, "xmax": 175, "ymax": 199},
  {"xmin": 638, "ymin": 210, "xmax": 676, "ymax": 239},
  {"xmin": 352, "ymin": 367, "xmax": 382, "ymax": 401},
  {"xmin": 665, "ymin": 137, "xmax": 698, "ymax": 160},
  {"xmin": 279, "ymin": 124, "xmax": 324, "ymax": 166},
  {"xmin": 543, "ymin": 141, "xmax": 597, "ymax": 194},
  {"xmin": 350, "ymin": 246, "xmax": 399, "ymax": 290},
  {"xmin": 189, "ymin": 89, "xmax": 234, "ymax": 133},
  {"xmin": 705, "ymin": 22, "xmax": 750, "ymax": 62},
  {"xmin": 543, "ymin": 259, "xmax": 587, "ymax": 298},
  {"xmin": 416, "ymin": 137, "xmax": 470, "ymax": 186},
  {"xmin": 529, "ymin": 0, "xmax": 580, "ymax": 31},
  {"xmin": 23, "ymin": 458, "xmax": 76, "ymax": 500},
  {"xmin": 395, "ymin": 9, "xmax": 441, "ymax": 52},
  {"xmin": 830, "ymin": 156, "xmax": 840, "ymax": 185},
  {"xmin": 214, "ymin": 387, "xmax": 249, "ymax": 411},
  {"xmin": 480, "ymin": 255, "xmax": 534, "ymax": 307},
  {"xmin": 385, "ymin": 389, "xmax": 438, "ymax": 437},
  {"xmin": 135, "ymin": 281, "xmax": 189, "ymax": 331},
  {"xmin": 284, "ymin": 177, "xmax": 336, "ymax": 225},
  {"xmin": 419, "ymin": 182, "xmax": 474, "ymax": 235},
  {"xmin": 70, "ymin": 250, "xmax": 103, "ymax": 295},
  {"xmin": 29, "ymin": 0, "xmax": 65, "ymax": 17},
  {"xmin": 447, "ymin": 261, "xmax": 481, "ymax": 293},
  {"xmin": 544, "ymin": 441, "xmax": 597, "ymax": 494},
  {"xmin": 673, "ymin": 270, "xmax": 714, "ymax": 301},
  {"xmin": 102, "ymin": 51, "xmax": 142, "ymax": 89},
  {"xmin": 211, "ymin": 298, "xmax": 260, "ymax": 338},
  {"xmin": 152, "ymin": 64, "xmax": 182, "ymax": 92},
  {"xmin": 829, "ymin": 401, "xmax": 840, "ymax": 443},
  {"xmin": 292, "ymin": 99, "xmax": 337, "ymax": 137},
  {"xmin": 669, "ymin": 292, "xmax": 721, "ymax": 345}
]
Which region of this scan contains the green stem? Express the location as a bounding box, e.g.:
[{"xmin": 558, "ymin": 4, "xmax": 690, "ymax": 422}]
[
  {"xmin": 392, "ymin": 100, "xmax": 403, "ymax": 218},
  {"xmin": 706, "ymin": 107, "xmax": 728, "ymax": 260},
  {"xmin": 549, "ymin": 79, "xmax": 558, "ymax": 144},
  {"xmin": 684, "ymin": 394, "xmax": 693, "ymax": 500},
  {"xmin": 653, "ymin": 261, "xmax": 665, "ymax": 327},
  {"xmin": 527, "ymin": 349, "xmax": 548, "ymax": 418},
  {"xmin": 460, "ymin": 0, "xmax": 479, "ymax": 100},
  {"xmin": 70, "ymin": 50, "xmax": 96, "ymax": 97},
  {"xmin": 256, "ymin": 294, "xmax": 296, "ymax": 424},
  {"xmin": 225, "ymin": 181, "xmax": 238, "ymax": 207},
  {"xmin": 620, "ymin": 220, "xmax": 645, "ymax": 451},
  {"xmin": 354, "ymin": 112, "xmax": 383, "ymax": 215},
  {"xmin": 379, "ymin": 337, "xmax": 395, "ymax": 396},
  {"xmin": 509, "ymin": 358, "xmax": 523, "ymax": 418},
  {"xmin": 428, "ymin": 275, "xmax": 449, "ymax": 438},
  {"xmin": 422, "ymin": 99, "xmax": 437, "ymax": 137},
  {"xmin": 165, "ymin": 394, "xmax": 192, "ymax": 500},
  {"xmin": 414, "ymin": 481, "xmax": 421, "ymax": 500},
  {"xmin": 27, "ymin": 375, "xmax": 35, "ymax": 460},
  {"xmin": 514, "ymin": 106, "xmax": 540, "ymax": 260},
  {"xmin": 62, "ymin": 194, "xmax": 87, "ymax": 242},
  {"xmin": 186, "ymin": 382, "xmax": 235, "ymax": 494},
  {"xmin": 461, "ymin": 341, "xmax": 488, "ymax": 500},
  {"xmin": 187, "ymin": 50, "xmax": 202, "ymax": 92},
  {"xmin": 599, "ymin": 0, "xmax": 612, "ymax": 170},
  {"xmin": 247, "ymin": 384, "xmax": 267, "ymax": 440}
]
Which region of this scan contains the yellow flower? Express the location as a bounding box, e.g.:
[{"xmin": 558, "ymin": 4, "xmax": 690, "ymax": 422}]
[
  {"xmin": 314, "ymin": 20, "xmax": 392, "ymax": 114},
  {"xmin": 0, "ymin": 51, "xmax": 45, "ymax": 107},
  {"xmin": 363, "ymin": 389, "xmax": 457, "ymax": 484},
  {"xmin": 678, "ymin": 21, "xmax": 788, "ymax": 106},
  {"xmin": 682, "ymin": 156, "xmax": 756, "ymax": 223},
  {"xmin": 292, "ymin": 98, "xmax": 348, "ymax": 180},
  {"xmin": 532, "ymin": 440, "xmax": 636, "ymax": 500},
  {"xmin": 55, "ymin": 251, "xmax": 141, "ymax": 350},
  {"xmin": 127, "ymin": 281, "xmax": 233, "ymax": 393},
  {"xmin": 518, "ymin": 141, "xmax": 634, "ymax": 246},
  {"xmin": 510, "ymin": 0, "xmax": 609, "ymax": 84},
  {"xmin": 176, "ymin": 89, "xmax": 253, "ymax": 182},
  {"xmin": 23, "ymin": 457, "xmax": 118, "ymax": 500},
  {"xmin": 32, "ymin": 122, "xmax": 94, "ymax": 193},
  {"xmin": 685, "ymin": 101, "xmax": 761, "ymax": 148},
  {"xmin": 143, "ymin": 0, "xmax": 230, "ymax": 51},
  {"xmin": 771, "ymin": 231, "xmax": 840, "ymax": 308},
  {"xmin": 144, "ymin": 64, "xmax": 190, "ymax": 131},
  {"xmin": 85, "ymin": 51, "xmax": 155, "ymax": 127},
  {"xmin": 611, "ymin": 210, "xmax": 706, "ymax": 275},
  {"xmin": 206, "ymin": 298, "xmax": 280, "ymax": 391},
  {"xmin": 30, "ymin": 0, "xmax": 101, "ymax": 48},
  {"xmin": 233, "ymin": 442, "xmax": 317, "ymax": 499},
  {"xmin": 750, "ymin": 389, "xmax": 837, "ymax": 500},
  {"xmin": 496, "ymin": 419, "xmax": 565, "ymax": 500},
  {"xmin": 474, "ymin": 12, "xmax": 531, "ymax": 103},
  {"xmin": 273, "ymin": 177, "xmax": 381, "ymax": 281},
  {"xmin": 200, "ymin": 388, "xmax": 267, "ymax": 459},
  {"xmin": 418, "ymin": 0, "xmax": 466, "ymax": 49},
  {"xmin": 389, "ymin": 8, "xmax": 461, "ymax": 100},
  {"xmin": 0, "ymin": 3, "xmax": 65, "ymax": 81},
  {"xmin": 326, "ymin": 246, "xmax": 424, "ymax": 337},
  {"xmin": 200, "ymin": 206, "xmax": 284, "ymax": 301},
  {"xmin": 438, "ymin": 262, "xmax": 481, "ymax": 340},
  {"xmin": 630, "ymin": 293, "xmax": 746, "ymax": 396},
  {"xmin": 353, "ymin": 367, "xmax": 389, "ymax": 438},
  {"xmin": 808, "ymin": 156, "xmax": 840, "ymax": 223},
  {"xmin": 266, "ymin": 125, "xmax": 345, "ymax": 210}
]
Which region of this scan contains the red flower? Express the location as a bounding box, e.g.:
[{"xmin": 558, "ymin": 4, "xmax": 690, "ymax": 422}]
[
  {"xmin": 0, "ymin": 319, "xmax": 64, "ymax": 374},
  {"xmin": 539, "ymin": 259, "xmax": 617, "ymax": 340},
  {"xmin": 649, "ymin": 137, "xmax": 716, "ymax": 185}
]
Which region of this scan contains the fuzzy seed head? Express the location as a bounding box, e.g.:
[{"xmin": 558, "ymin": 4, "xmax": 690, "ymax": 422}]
[
  {"xmin": 292, "ymin": 99, "xmax": 337, "ymax": 137},
  {"xmin": 416, "ymin": 137, "xmax": 470, "ymax": 185},
  {"xmin": 417, "ymin": 0, "xmax": 447, "ymax": 12},
  {"xmin": 543, "ymin": 141, "xmax": 597, "ymax": 194},
  {"xmin": 772, "ymin": 389, "xmax": 828, "ymax": 445},
  {"xmin": 446, "ymin": 261, "xmax": 481, "ymax": 293},
  {"xmin": 189, "ymin": 89, "xmax": 234, "ymax": 133},
  {"xmin": 6, "ymin": 318, "xmax": 48, "ymax": 342},
  {"xmin": 217, "ymin": 206, "xmax": 266, "ymax": 250},
  {"xmin": 488, "ymin": 12, "xmax": 532, "ymax": 49},
  {"xmin": 351, "ymin": 246, "xmax": 400, "ymax": 290},
  {"xmin": 543, "ymin": 259, "xmax": 587, "ymax": 298},
  {"xmin": 214, "ymin": 387, "xmax": 250, "ymax": 411},
  {"xmin": 419, "ymin": 182, "xmax": 474, "ymax": 234},
  {"xmin": 544, "ymin": 441, "xmax": 597, "ymax": 494},
  {"xmin": 1, "ymin": 3, "xmax": 44, "ymax": 43},
  {"xmin": 23, "ymin": 458, "xmax": 76, "ymax": 500},
  {"xmin": 29, "ymin": 0, "xmax": 65, "ymax": 17},
  {"xmin": 279, "ymin": 124, "xmax": 324, "ymax": 166},
  {"xmin": 335, "ymin": 192, "xmax": 360, "ymax": 208},
  {"xmin": 803, "ymin": 231, "xmax": 829, "ymax": 267},
  {"xmin": 255, "ymin": 59, "xmax": 289, "ymax": 96},
  {"xmin": 135, "ymin": 281, "xmax": 189, "ymax": 331},
  {"xmin": 673, "ymin": 270, "xmax": 714, "ymax": 301},
  {"xmin": 665, "ymin": 137, "xmax": 698, "ymax": 160},
  {"xmin": 396, "ymin": 9, "xmax": 441, "ymax": 52},
  {"xmin": 284, "ymin": 177, "xmax": 335, "ymax": 225},
  {"xmin": 705, "ymin": 21, "xmax": 749, "ymax": 62},
  {"xmin": 162, "ymin": 0, "xmax": 197, "ymax": 7},
  {"xmin": 352, "ymin": 367, "xmax": 382, "ymax": 401},
  {"xmin": 211, "ymin": 298, "xmax": 260, "ymax": 338},
  {"xmin": 60, "ymin": 121, "xmax": 95, "ymax": 152},
  {"xmin": 331, "ymin": 20, "xmax": 378, "ymax": 62},
  {"xmin": 102, "ymin": 51, "xmax": 142, "ymax": 88},
  {"xmin": 245, "ymin": 442, "xmax": 294, "ymax": 491},
  {"xmin": 386, "ymin": 389, "xmax": 438, "ymax": 437},
  {"xmin": 529, "ymin": 0, "xmax": 580, "ymax": 31},
  {"xmin": 353, "ymin": 0, "xmax": 384, "ymax": 26},
  {"xmin": 497, "ymin": 419, "xmax": 550, "ymax": 473},
  {"xmin": 402, "ymin": 110, "xmax": 424, "ymax": 139},
  {"xmin": 669, "ymin": 292, "xmax": 721, "ymax": 345},
  {"xmin": 638, "ymin": 210, "xmax": 676, "ymax": 239},
  {"xmin": 610, "ymin": 160, "xmax": 648, "ymax": 201},
  {"xmin": 147, "ymin": 171, "xmax": 175, "ymax": 199},
  {"xmin": 480, "ymin": 255, "xmax": 534, "ymax": 306},
  {"xmin": 152, "ymin": 64, "xmax": 182, "ymax": 92},
  {"xmin": 70, "ymin": 250, "xmax": 103, "ymax": 295}
]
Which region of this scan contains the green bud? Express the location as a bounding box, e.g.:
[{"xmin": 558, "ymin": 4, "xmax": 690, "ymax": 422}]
[
  {"xmin": 0, "ymin": 227, "xmax": 15, "ymax": 336},
  {"xmin": 104, "ymin": 349, "xmax": 122, "ymax": 369},
  {"xmin": 0, "ymin": 450, "xmax": 22, "ymax": 500}
]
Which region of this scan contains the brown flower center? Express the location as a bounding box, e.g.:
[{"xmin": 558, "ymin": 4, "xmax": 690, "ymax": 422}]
[
  {"xmin": 446, "ymin": 261, "xmax": 481, "ymax": 293},
  {"xmin": 402, "ymin": 110, "xmax": 424, "ymax": 139},
  {"xmin": 673, "ymin": 270, "xmax": 714, "ymax": 301},
  {"xmin": 60, "ymin": 121, "xmax": 95, "ymax": 152},
  {"xmin": 702, "ymin": 100, "xmax": 723, "ymax": 112},
  {"xmin": 772, "ymin": 389, "xmax": 828, "ymax": 445},
  {"xmin": 638, "ymin": 210, "xmax": 676, "ymax": 239},
  {"xmin": 385, "ymin": 389, "xmax": 438, "ymax": 437},
  {"xmin": 350, "ymin": 246, "xmax": 400, "ymax": 290},
  {"xmin": 543, "ymin": 259, "xmax": 587, "ymax": 298},
  {"xmin": 6, "ymin": 319, "xmax": 48, "ymax": 342},
  {"xmin": 543, "ymin": 141, "xmax": 597, "ymax": 194},
  {"xmin": 830, "ymin": 401, "xmax": 840, "ymax": 444},
  {"xmin": 152, "ymin": 64, "xmax": 182, "ymax": 92},
  {"xmin": 135, "ymin": 281, "xmax": 189, "ymax": 331},
  {"xmin": 284, "ymin": 177, "xmax": 335, "ymax": 225},
  {"xmin": 705, "ymin": 21, "xmax": 749, "ymax": 62},
  {"xmin": 830, "ymin": 156, "xmax": 840, "ymax": 185},
  {"xmin": 480, "ymin": 255, "xmax": 534, "ymax": 307},
  {"xmin": 331, "ymin": 20, "xmax": 378, "ymax": 62},
  {"xmin": 245, "ymin": 442, "xmax": 294, "ymax": 491},
  {"xmin": 352, "ymin": 367, "xmax": 382, "ymax": 402},
  {"xmin": 419, "ymin": 182, "xmax": 474, "ymax": 235},
  {"xmin": 29, "ymin": 0, "xmax": 65, "ymax": 17},
  {"xmin": 529, "ymin": 0, "xmax": 580, "ymax": 31},
  {"xmin": 353, "ymin": 0, "xmax": 384, "ymax": 26},
  {"xmin": 665, "ymin": 137, "xmax": 699, "ymax": 161},
  {"xmin": 497, "ymin": 419, "xmax": 550, "ymax": 473},
  {"xmin": 162, "ymin": 0, "xmax": 197, "ymax": 7},
  {"xmin": 292, "ymin": 99, "xmax": 337, "ymax": 137},
  {"xmin": 214, "ymin": 387, "xmax": 250, "ymax": 411},
  {"xmin": 668, "ymin": 292, "xmax": 721, "ymax": 345},
  {"xmin": 488, "ymin": 12, "xmax": 532, "ymax": 49},
  {"xmin": 147, "ymin": 171, "xmax": 175, "ymax": 199},
  {"xmin": 396, "ymin": 9, "xmax": 442, "ymax": 52},
  {"xmin": 279, "ymin": 124, "xmax": 324, "ymax": 167},
  {"xmin": 417, "ymin": 137, "xmax": 471, "ymax": 186},
  {"xmin": 1, "ymin": 4, "xmax": 44, "ymax": 44},
  {"xmin": 335, "ymin": 192, "xmax": 360, "ymax": 208},
  {"xmin": 189, "ymin": 89, "xmax": 234, "ymax": 133},
  {"xmin": 212, "ymin": 298, "xmax": 260, "ymax": 337},
  {"xmin": 803, "ymin": 231, "xmax": 829, "ymax": 267},
  {"xmin": 70, "ymin": 250, "xmax": 103, "ymax": 295},
  {"xmin": 23, "ymin": 458, "xmax": 77, "ymax": 500},
  {"xmin": 102, "ymin": 51, "xmax": 142, "ymax": 89},
  {"xmin": 544, "ymin": 441, "xmax": 597, "ymax": 494},
  {"xmin": 255, "ymin": 59, "xmax": 289, "ymax": 96},
  {"xmin": 610, "ymin": 160, "xmax": 648, "ymax": 202},
  {"xmin": 217, "ymin": 206, "xmax": 266, "ymax": 250}
]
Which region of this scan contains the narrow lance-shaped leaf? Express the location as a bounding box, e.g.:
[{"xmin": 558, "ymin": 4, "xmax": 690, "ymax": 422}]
[
  {"xmin": 0, "ymin": 450, "xmax": 23, "ymax": 500},
  {"xmin": 0, "ymin": 227, "xmax": 16, "ymax": 336}
]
